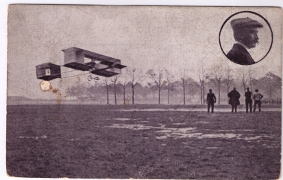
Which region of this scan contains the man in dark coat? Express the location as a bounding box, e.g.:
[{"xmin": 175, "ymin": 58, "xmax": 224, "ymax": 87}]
[
  {"xmin": 245, "ymin": 87, "xmax": 253, "ymax": 113},
  {"xmin": 207, "ymin": 89, "xmax": 216, "ymax": 113},
  {"xmin": 226, "ymin": 17, "xmax": 263, "ymax": 65},
  {"xmin": 227, "ymin": 44, "xmax": 255, "ymax": 65},
  {"xmin": 228, "ymin": 87, "xmax": 241, "ymax": 112}
]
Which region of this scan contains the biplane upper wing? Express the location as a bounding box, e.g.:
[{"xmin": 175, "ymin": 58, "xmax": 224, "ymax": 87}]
[{"xmin": 62, "ymin": 47, "xmax": 126, "ymax": 70}]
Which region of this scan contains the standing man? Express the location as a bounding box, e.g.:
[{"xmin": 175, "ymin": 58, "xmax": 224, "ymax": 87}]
[
  {"xmin": 245, "ymin": 87, "xmax": 253, "ymax": 113},
  {"xmin": 227, "ymin": 17, "xmax": 263, "ymax": 65},
  {"xmin": 253, "ymin": 89, "xmax": 263, "ymax": 112},
  {"xmin": 228, "ymin": 87, "xmax": 241, "ymax": 112},
  {"xmin": 207, "ymin": 89, "xmax": 216, "ymax": 113}
]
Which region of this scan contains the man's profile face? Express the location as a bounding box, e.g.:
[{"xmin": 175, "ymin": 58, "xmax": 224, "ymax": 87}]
[{"xmin": 240, "ymin": 27, "xmax": 259, "ymax": 49}]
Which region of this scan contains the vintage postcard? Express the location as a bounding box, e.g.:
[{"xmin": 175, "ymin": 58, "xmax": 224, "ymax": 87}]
[{"xmin": 6, "ymin": 5, "xmax": 282, "ymax": 179}]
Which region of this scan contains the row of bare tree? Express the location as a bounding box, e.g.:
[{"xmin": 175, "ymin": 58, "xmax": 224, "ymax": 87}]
[{"xmin": 65, "ymin": 65, "xmax": 281, "ymax": 105}]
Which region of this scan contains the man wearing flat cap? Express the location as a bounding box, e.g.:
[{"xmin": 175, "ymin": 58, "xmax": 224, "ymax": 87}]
[{"xmin": 227, "ymin": 17, "xmax": 263, "ymax": 65}]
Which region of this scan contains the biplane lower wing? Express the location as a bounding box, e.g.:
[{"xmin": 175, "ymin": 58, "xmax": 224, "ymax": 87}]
[
  {"xmin": 90, "ymin": 68, "xmax": 121, "ymax": 77},
  {"xmin": 64, "ymin": 62, "xmax": 90, "ymax": 71},
  {"xmin": 114, "ymin": 64, "xmax": 127, "ymax": 69}
]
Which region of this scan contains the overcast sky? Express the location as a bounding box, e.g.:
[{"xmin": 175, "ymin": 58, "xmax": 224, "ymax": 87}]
[{"xmin": 7, "ymin": 5, "xmax": 282, "ymax": 99}]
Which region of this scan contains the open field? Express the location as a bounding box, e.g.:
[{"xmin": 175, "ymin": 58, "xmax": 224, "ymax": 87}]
[{"xmin": 6, "ymin": 104, "xmax": 281, "ymax": 179}]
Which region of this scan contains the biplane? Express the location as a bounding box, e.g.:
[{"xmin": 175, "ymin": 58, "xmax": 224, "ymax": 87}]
[{"xmin": 36, "ymin": 47, "xmax": 126, "ymax": 81}]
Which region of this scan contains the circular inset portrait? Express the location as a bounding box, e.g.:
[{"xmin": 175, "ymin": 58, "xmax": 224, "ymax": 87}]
[{"xmin": 219, "ymin": 11, "xmax": 273, "ymax": 66}]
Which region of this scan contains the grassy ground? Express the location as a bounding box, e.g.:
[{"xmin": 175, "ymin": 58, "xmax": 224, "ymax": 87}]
[{"xmin": 6, "ymin": 104, "xmax": 281, "ymax": 179}]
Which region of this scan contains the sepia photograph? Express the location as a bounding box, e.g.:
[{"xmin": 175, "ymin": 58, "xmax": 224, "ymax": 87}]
[{"xmin": 6, "ymin": 4, "xmax": 282, "ymax": 179}]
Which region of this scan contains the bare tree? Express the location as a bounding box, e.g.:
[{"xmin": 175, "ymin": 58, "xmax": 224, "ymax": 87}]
[
  {"xmin": 265, "ymin": 72, "xmax": 282, "ymax": 100},
  {"xmin": 123, "ymin": 81, "xmax": 126, "ymax": 104},
  {"xmin": 127, "ymin": 67, "xmax": 143, "ymax": 104},
  {"xmin": 164, "ymin": 70, "xmax": 174, "ymax": 104},
  {"xmin": 239, "ymin": 68, "xmax": 249, "ymax": 92},
  {"xmin": 210, "ymin": 64, "xmax": 224, "ymax": 104},
  {"xmin": 247, "ymin": 67, "xmax": 255, "ymax": 92},
  {"xmin": 177, "ymin": 76, "xmax": 200, "ymax": 104},
  {"xmin": 130, "ymin": 68, "xmax": 136, "ymax": 104},
  {"xmin": 181, "ymin": 78, "xmax": 187, "ymax": 105},
  {"xmin": 223, "ymin": 65, "xmax": 233, "ymax": 94},
  {"xmin": 180, "ymin": 67, "xmax": 190, "ymax": 105},
  {"xmin": 119, "ymin": 69, "xmax": 129, "ymax": 105},
  {"xmin": 111, "ymin": 75, "xmax": 119, "ymax": 105},
  {"xmin": 102, "ymin": 77, "xmax": 110, "ymax": 104},
  {"xmin": 198, "ymin": 61, "xmax": 209, "ymax": 104},
  {"xmin": 186, "ymin": 77, "xmax": 199, "ymax": 103},
  {"xmin": 147, "ymin": 69, "xmax": 164, "ymax": 104}
]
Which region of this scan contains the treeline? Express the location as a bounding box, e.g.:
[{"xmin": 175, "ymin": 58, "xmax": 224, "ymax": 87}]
[{"xmin": 65, "ymin": 67, "xmax": 281, "ymax": 105}]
